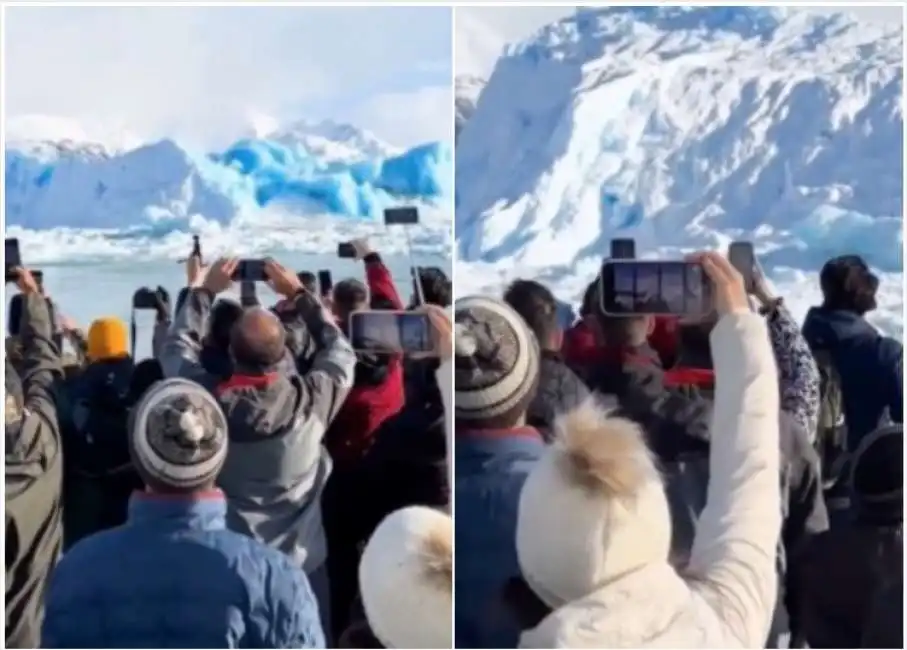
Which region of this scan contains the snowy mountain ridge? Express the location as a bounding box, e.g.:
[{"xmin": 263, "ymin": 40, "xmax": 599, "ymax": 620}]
[
  {"xmin": 456, "ymin": 6, "xmax": 902, "ymax": 279},
  {"xmin": 455, "ymin": 75, "xmax": 487, "ymax": 141}
]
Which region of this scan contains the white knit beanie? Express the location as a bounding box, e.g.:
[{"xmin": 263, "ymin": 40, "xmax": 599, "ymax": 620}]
[
  {"xmin": 130, "ymin": 377, "xmax": 229, "ymax": 490},
  {"xmin": 516, "ymin": 401, "xmax": 672, "ymax": 607},
  {"xmin": 454, "ymin": 295, "xmax": 539, "ymax": 421},
  {"xmin": 359, "ymin": 506, "xmax": 453, "ymax": 649}
]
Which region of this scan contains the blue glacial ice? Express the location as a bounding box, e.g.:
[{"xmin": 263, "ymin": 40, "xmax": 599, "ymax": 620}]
[{"xmin": 5, "ymin": 135, "xmax": 452, "ymax": 231}]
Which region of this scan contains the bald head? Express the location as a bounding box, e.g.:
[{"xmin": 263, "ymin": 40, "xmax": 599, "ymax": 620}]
[{"xmin": 230, "ymin": 307, "xmax": 286, "ymax": 370}]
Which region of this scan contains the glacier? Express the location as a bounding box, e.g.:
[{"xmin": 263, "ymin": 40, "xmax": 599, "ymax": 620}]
[
  {"xmin": 6, "ymin": 119, "xmax": 452, "ymax": 231},
  {"xmin": 456, "ymin": 6, "xmax": 903, "ymax": 336}
]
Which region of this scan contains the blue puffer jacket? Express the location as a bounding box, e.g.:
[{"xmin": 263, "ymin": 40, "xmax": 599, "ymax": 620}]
[
  {"xmin": 802, "ymin": 307, "xmax": 903, "ymax": 450},
  {"xmin": 455, "ymin": 428, "xmax": 544, "ymax": 649},
  {"xmin": 42, "ymin": 491, "xmax": 325, "ymax": 649}
]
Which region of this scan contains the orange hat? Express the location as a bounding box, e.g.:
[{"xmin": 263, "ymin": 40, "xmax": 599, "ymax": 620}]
[{"xmin": 87, "ymin": 317, "xmax": 129, "ymax": 362}]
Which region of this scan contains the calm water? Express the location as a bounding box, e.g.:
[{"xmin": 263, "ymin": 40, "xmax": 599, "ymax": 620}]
[{"xmin": 6, "ymin": 251, "xmax": 449, "ymax": 360}]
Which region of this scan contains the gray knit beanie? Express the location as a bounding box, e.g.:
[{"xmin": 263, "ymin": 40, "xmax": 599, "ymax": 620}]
[
  {"xmin": 130, "ymin": 377, "xmax": 228, "ymax": 490},
  {"xmin": 454, "ymin": 295, "xmax": 540, "ymax": 421}
]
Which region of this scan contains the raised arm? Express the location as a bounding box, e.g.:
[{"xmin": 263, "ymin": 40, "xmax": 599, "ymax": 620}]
[{"xmin": 687, "ymin": 254, "xmax": 782, "ymax": 649}]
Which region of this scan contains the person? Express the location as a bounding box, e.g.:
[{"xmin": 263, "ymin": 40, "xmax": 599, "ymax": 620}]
[
  {"xmin": 298, "ymin": 270, "xmax": 318, "ymax": 294},
  {"xmin": 349, "ymin": 506, "xmax": 453, "ymax": 649},
  {"xmin": 62, "ymin": 315, "xmax": 141, "ymax": 548},
  {"xmin": 41, "ymin": 377, "xmax": 326, "ymax": 648},
  {"xmin": 454, "ymin": 296, "xmax": 546, "ymax": 649},
  {"xmin": 560, "ymin": 280, "xmax": 605, "ymax": 376},
  {"xmin": 199, "ymin": 298, "xmax": 245, "ymax": 378},
  {"xmin": 160, "ymin": 256, "xmax": 356, "ymax": 637},
  {"xmin": 802, "ymin": 255, "xmax": 902, "ymax": 452},
  {"xmin": 789, "ymin": 423, "xmax": 903, "ymax": 649},
  {"xmin": 412, "ymin": 266, "xmax": 452, "ymax": 309},
  {"xmin": 503, "ymin": 279, "xmax": 589, "ymax": 439},
  {"xmin": 5, "ymin": 267, "xmax": 65, "ymax": 649},
  {"xmin": 513, "ymin": 251, "xmax": 782, "ymax": 648},
  {"xmin": 321, "ymin": 238, "xmax": 408, "ymax": 637}
]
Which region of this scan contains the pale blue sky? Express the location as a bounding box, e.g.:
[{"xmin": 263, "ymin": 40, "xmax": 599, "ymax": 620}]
[
  {"xmin": 458, "ymin": 4, "xmax": 905, "ymax": 77},
  {"xmin": 5, "ymin": 5, "xmax": 452, "ymax": 149}
]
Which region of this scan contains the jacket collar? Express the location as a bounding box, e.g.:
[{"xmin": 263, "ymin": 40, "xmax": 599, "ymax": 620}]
[
  {"xmin": 127, "ymin": 489, "xmax": 227, "ymax": 530},
  {"xmin": 456, "ymin": 426, "xmax": 545, "ymax": 457}
]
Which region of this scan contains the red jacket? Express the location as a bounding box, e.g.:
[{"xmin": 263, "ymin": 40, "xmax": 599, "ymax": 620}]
[
  {"xmin": 562, "ymin": 320, "xmax": 606, "ymax": 369},
  {"xmin": 325, "ymin": 254, "xmax": 405, "ymax": 465}
]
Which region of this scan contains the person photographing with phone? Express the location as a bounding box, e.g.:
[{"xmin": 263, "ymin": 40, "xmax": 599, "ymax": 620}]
[
  {"xmin": 512, "ymin": 251, "xmax": 783, "ymax": 648},
  {"xmin": 160, "ymin": 255, "xmax": 356, "ymax": 637}
]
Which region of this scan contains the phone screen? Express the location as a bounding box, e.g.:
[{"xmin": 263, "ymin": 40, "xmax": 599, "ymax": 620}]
[
  {"xmin": 338, "ymin": 242, "xmax": 357, "ymax": 259},
  {"xmin": 349, "ymin": 311, "xmax": 433, "ymax": 354},
  {"xmin": 234, "ymin": 259, "xmax": 267, "ymax": 282},
  {"xmin": 318, "ymin": 270, "xmax": 333, "ymax": 296},
  {"xmin": 383, "ymin": 207, "xmax": 419, "ymax": 225},
  {"xmin": 5, "ymin": 238, "xmax": 21, "ymax": 280},
  {"xmin": 728, "ymin": 242, "xmax": 755, "ymax": 291},
  {"xmin": 600, "ymin": 261, "xmax": 710, "ymax": 316}
]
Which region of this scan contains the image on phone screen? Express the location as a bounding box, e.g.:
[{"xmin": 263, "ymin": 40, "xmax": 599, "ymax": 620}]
[{"xmin": 350, "ymin": 312, "xmax": 432, "ymax": 354}]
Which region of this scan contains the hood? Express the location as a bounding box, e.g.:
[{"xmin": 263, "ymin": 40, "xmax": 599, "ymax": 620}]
[
  {"xmin": 521, "ymin": 563, "xmax": 692, "ymax": 648},
  {"xmin": 802, "ymin": 307, "xmax": 877, "ymax": 348}
]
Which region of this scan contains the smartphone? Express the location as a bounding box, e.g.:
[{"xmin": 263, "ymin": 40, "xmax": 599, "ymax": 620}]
[
  {"xmin": 132, "ymin": 287, "xmax": 159, "ymax": 310},
  {"xmin": 609, "ymin": 238, "xmax": 636, "ymax": 260},
  {"xmin": 728, "ymin": 241, "xmax": 756, "ymax": 292},
  {"xmin": 191, "ymin": 235, "xmax": 201, "ymax": 259},
  {"xmin": 7, "ymin": 294, "xmax": 57, "ymax": 337},
  {"xmin": 338, "ymin": 242, "xmax": 357, "ymax": 259},
  {"xmin": 383, "ymin": 206, "xmax": 419, "ymax": 226},
  {"xmin": 233, "ymin": 259, "xmax": 268, "ymax": 282},
  {"xmin": 5, "ymin": 238, "xmax": 22, "ymax": 282},
  {"xmin": 318, "ymin": 269, "xmax": 333, "ymax": 296},
  {"xmin": 33, "ymin": 270, "xmax": 44, "ymax": 293},
  {"xmin": 349, "ymin": 310, "xmax": 434, "ymax": 355},
  {"xmin": 599, "ymin": 260, "xmax": 711, "ymax": 316}
]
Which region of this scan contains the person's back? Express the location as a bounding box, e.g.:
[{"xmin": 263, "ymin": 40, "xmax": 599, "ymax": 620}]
[
  {"xmin": 790, "ymin": 423, "xmax": 903, "ymax": 650},
  {"xmin": 42, "ymin": 377, "xmax": 325, "ymax": 649},
  {"xmin": 454, "ymin": 296, "xmax": 545, "ymax": 648},
  {"xmin": 801, "ymin": 256, "xmax": 902, "ymax": 450}
]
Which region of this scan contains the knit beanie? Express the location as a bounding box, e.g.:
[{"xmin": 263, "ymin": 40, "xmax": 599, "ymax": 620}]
[
  {"xmin": 87, "ymin": 317, "xmax": 129, "ymax": 362},
  {"xmin": 851, "ymin": 423, "xmax": 902, "ymax": 526},
  {"xmin": 129, "ymin": 377, "xmax": 229, "ymax": 490},
  {"xmin": 454, "ymin": 295, "xmax": 539, "ymax": 422},
  {"xmin": 358, "ymin": 506, "xmax": 452, "ymax": 649},
  {"xmin": 516, "ymin": 402, "xmax": 672, "ymax": 607}
]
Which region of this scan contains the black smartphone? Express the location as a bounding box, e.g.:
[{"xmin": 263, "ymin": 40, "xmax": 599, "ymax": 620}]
[
  {"xmin": 383, "ymin": 206, "xmax": 419, "ymax": 226},
  {"xmin": 610, "ymin": 238, "xmax": 636, "ymax": 260},
  {"xmin": 191, "ymin": 235, "xmax": 202, "ymax": 259},
  {"xmin": 132, "ymin": 287, "xmax": 159, "ymax": 310},
  {"xmin": 33, "ymin": 270, "xmax": 44, "ymax": 293},
  {"xmin": 338, "ymin": 242, "xmax": 357, "ymax": 259},
  {"xmin": 728, "ymin": 241, "xmax": 756, "ymax": 292},
  {"xmin": 318, "ymin": 269, "xmax": 333, "ymax": 296},
  {"xmin": 233, "ymin": 259, "xmax": 268, "ymax": 282},
  {"xmin": 599, "ymin": 260, "xmax": 711, "ymax": 316},
  {"xmin": 349, "ymin": 310, "xmax": 434, "ymax": 355},
  {"xmin": 5, "ymin": 238, "xmax": 22, "ymax": 282}
]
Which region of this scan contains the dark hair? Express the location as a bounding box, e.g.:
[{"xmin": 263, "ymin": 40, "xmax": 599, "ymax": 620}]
[
  {"xmin": 820, "ymin": 255, "xmax": 879, "ymax": 315},
  {"xmin": 175, "ymin": 287, "xmax": 191, "ymax": 316},
  {"xmin": 128, "ymin": 359, "xmax": 164, "ymax": 402},
  {"xmin": 503, "ymin": 279, "xmax": 559, "ymax": 346},
  {"xmin": 580, "ymin": 280, "xmax": 600, "ymax": 318},
  {"xmin": 333, "ymin": 279, "xmax": 368, "ymax": 326},
  {"xmin": 414, "ymin": 267, "xmax": 451, "ymax": 307},
  {"xmin": 207, "ymin": 299, "xmax": 244, "ymax": 351},
  {"xmin": 297, "ymin": 271, "xmax": 317, "ymax": 294}
]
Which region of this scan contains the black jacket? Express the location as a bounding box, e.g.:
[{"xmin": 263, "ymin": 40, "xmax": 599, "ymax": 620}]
[{"xmin": 527, "ymin": 350, "xmax": 590, "ymax": 440}]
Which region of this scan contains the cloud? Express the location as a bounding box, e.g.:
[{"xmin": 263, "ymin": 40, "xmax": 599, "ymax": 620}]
[
  {"xmin": 4, "ymin": 5, "xmax": 452, "ymax": 148},
  {"xmin": 352, "ymin": 85, "xmax": 453, "ymax": 147},
  {"xmin": 456, "ymin": 4, "xmax": 904, "ymax": 78}
]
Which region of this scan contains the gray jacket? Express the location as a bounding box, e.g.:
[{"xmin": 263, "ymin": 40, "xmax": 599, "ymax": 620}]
[
  {"xmin": 6, "ymin": 293, "xmax": 64, "ymax": 649},
  {"xmin": 160, "ymin": 288, "xmax": 356, "ymax": 571}
]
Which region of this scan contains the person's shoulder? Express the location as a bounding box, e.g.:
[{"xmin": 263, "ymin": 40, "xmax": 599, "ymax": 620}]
[
  {"xmin": 873, "ymin": 333, "xmax": 902, "ymax": 367},
  {"xmin": 51, "ymin": 527, "xmax": 130, "ymax": 584}
]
